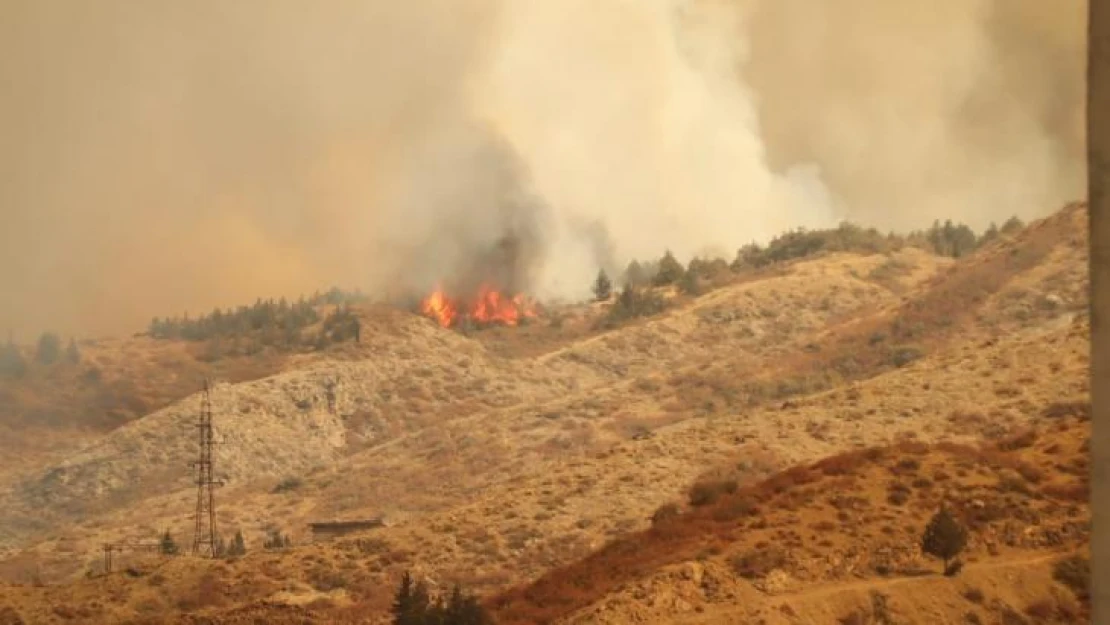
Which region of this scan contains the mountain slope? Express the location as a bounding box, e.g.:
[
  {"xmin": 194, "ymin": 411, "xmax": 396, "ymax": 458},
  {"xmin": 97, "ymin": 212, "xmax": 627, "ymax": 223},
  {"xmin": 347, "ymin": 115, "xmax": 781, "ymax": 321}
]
[{"xmin": 0, "ymin": 203, "xmax": 1089, "ymax": 625}]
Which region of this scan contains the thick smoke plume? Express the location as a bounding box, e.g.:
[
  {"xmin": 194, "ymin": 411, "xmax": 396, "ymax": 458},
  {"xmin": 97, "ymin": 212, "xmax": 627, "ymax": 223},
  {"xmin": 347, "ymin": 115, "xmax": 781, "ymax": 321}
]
[{"xmin": 0, "ymin": 0, "xmax": 1086, "ymax": 338}]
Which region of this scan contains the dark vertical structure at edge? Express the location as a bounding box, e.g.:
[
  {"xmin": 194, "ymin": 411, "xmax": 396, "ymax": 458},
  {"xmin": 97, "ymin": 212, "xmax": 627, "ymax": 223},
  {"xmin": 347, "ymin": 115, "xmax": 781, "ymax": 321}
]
[
  {"xmin": 191, "ymin": 379, "xmax": 220, "ymax": 557},
  {"xmin": 1089, "ymin": 0, "xmax": 1110, "ymax": 621}
]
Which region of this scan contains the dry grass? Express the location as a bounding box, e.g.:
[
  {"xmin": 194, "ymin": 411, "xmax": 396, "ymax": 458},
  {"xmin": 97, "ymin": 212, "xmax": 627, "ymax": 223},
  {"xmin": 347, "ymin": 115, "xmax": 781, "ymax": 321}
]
[{"xmin": 488, "ymin": 414, "xmax": 1090, "ymax": 624}]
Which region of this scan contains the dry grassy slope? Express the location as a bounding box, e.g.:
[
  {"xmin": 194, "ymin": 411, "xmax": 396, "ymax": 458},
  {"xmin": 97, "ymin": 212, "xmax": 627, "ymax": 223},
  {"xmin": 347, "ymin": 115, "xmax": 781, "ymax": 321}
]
[
  {"xmin": 0, "ymin": 246, "xmax": 943, "ymax": 581},
  {"xmin": 544, "ymin": 413, "xmax": 1090, "ymax": 625},
  {"xmin": 0, "ymin": 203, "xmax": 1088, "ymax": 624},
  {"xmin": 0, "ymin": 309, "xmax": 605, "ymax": 562}
]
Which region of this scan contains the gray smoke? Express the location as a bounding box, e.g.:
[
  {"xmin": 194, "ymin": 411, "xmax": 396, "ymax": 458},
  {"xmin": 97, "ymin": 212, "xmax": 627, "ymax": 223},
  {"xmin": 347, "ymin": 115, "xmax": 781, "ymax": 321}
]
[{"xmin": 0, "ymin": 0, "xmax": 1087, "ymax": 338}]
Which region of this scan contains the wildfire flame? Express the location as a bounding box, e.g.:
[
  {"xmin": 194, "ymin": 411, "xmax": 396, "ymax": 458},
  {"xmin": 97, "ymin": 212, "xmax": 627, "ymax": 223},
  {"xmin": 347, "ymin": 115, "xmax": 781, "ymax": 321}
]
[{"xmin": 420, "ymin": 284, "xmax": 538, "ymax": 328}]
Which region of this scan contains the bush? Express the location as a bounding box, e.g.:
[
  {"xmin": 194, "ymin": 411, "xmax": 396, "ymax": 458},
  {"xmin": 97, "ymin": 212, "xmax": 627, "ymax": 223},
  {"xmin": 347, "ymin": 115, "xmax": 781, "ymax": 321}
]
[
  {"xmin": 711, "ymin": 496, "xmax": 759, "ymax": 522},
  {"xmin": 963, "ymin": 587, "xmax": 985, "ymax": 604},
  {"xmin": 688, "ymin": 479, "xmax": 738, "ymax": 507},
  {"xmin": 272, "ymin": 476, "xmax": 304, "ymax": 494},
  {"xmin": 997, "ymin": 429, "xmax": 1038, "ymax": 451},
  {"xmin": 888, "ymin": 345, "xmax": 924, "ymax": 368},
  {"xmin": 729, "ymin": 546, "xmax": 786, "ymax": 579},
  {"xmin": 1052, "ymin": 554, "xmax": 1090, "ymax": 601},
  {"xmin": 651, "ymin": 503, "xmax": 681, "ymax": 526}
]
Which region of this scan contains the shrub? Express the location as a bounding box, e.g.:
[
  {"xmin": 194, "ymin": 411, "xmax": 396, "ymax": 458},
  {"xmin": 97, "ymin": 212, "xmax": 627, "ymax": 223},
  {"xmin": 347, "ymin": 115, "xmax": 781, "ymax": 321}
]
[
  {"xmin": 272, "ymin": 476, "xmax": 304, "ymax": 494},
  {"xmin": 888, "ymin": 345, "xmax": 924, "ymax": 368},
  {"xmin": 688, "ymin": 479, "xmax": 738, "ymax": 507},
  {"xmin": 711, "ymin": 497, "xmax": 759, "ymax": 522},
  {"xmin": 997, "ymin": 430, "xmax": 1037, "ymax": 451},
  {"xmin": 1052, "ymin": 554, "xmax": 1090, "ymax": 601},
  {"xmin": 651, "ymin": 503, "xmax": 681, "ymax": 526},
  {"xmin": 1023, "ymin": 599, "xmax": 1055, "ymax": 620},
  {"xmin": 729, "ymin": 546, "xmax": 786, "ymax": 579}
]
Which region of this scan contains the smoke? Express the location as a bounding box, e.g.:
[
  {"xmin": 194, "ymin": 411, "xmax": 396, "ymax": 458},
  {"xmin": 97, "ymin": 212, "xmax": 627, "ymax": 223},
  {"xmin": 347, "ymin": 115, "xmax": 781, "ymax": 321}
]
[{"xmin": 0, "ymin": 0, "xmax": 1086, "ymax": 338}]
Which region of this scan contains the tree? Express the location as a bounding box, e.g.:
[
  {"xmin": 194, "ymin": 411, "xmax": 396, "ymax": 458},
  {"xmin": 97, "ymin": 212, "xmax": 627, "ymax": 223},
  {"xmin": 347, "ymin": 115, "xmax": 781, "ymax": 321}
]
[
  {"xmin": 623, "ymin": 260, "xmax": 648, "ymax": 287},
  {"xmin": 678, "ymin": 267, "xmax": 700, "ymax": 296},
  {"xmin": 1001, "ymin": 216, "xmax": 1025, "ymax": 235},
  {"xmin": 392, "ymin": 572, "xmax": 432, "ymax": 625},
  {"xmin": 263, "ymin": 528, "xmax": 291, "ymax": 550},
  {"xmin": 228, "ymin": 530, "xmax": 247, "ymax": 556},
  {"xmin": 36, "ymin": 332, "xmax": 62, "ymax": 365},
  {"xmin": 653, "ymin": 250, "xmax": 684, "ymax": 286},
  {"xmin": 391, "ymin": 574, "xmax": 491, "ymax": 625},
  {"xmin": 980, "ymin": 222, "xmax": 1000, "ymax": 244},
  {"xmin": 160, "ymin": 530, "xmax": 180, "ymax": 556},
  {"xmin": 921, "ymin": 506, "xmax": 967, "ymax": 574},
  {"xmin": 65, "ymin": 338, "xmax": 80, "ymax": 365},
  {"xmin": 592, "ymin": 269, "xmax": 613, "ymax": 301},
  {"xmin": 0, "ymin": 338, "xmax": 26, "ymax": 378}
]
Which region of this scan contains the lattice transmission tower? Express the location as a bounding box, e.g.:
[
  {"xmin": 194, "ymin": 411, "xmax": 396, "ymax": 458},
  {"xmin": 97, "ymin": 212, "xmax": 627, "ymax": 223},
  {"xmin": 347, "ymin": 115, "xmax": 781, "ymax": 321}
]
[{"xmin": 190, "ymin": 379, "xmax": 223, "ymax": 557}]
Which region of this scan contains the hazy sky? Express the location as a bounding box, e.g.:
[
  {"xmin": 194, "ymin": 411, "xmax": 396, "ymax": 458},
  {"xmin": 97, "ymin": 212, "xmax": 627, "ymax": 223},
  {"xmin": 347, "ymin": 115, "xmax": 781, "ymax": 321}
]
[{"xmin": 0, "ymin": 0, "xmax": 1087, "ymax": 339}]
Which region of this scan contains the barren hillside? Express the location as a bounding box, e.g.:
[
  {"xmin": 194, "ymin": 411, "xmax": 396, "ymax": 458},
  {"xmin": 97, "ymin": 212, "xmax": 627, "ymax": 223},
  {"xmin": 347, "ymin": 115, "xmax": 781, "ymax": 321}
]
[{"xmin": 0, "ymin": 203, "xmax": 1089, "ymax": 625}]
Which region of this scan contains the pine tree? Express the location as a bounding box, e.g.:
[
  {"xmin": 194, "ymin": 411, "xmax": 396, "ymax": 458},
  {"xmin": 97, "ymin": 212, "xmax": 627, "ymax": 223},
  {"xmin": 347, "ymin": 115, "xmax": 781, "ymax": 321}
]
[
  {"xmin": 228, "ymin": 530, "xmax": 247, "ymax": 556},
  {"xmin": 1001, "ymin": 216, "xmax": 1025, "ymax": 235},
  {"xmin": 921, "ymin": 506, "xmax": 968, "ymax": 574},
  {"xmin": 0, "ymin": 337, "xmax": 26, "ymax": 378},
  {"xmin": 65, "ymin": 338, "xmax": 80, "ymax": 365},
  {"xmin": 36, "ymin": 332, "xmax": 61, "ymax": 365},
  {"xmin": 392, "ymin": 572, "xmax": 434, "ymax": 625},
  {"xmin": 623, "ymin": 260, "xmax": 647, "ymax": 287},
  {"xmin": 678, "ymin": 267, "xmax": 700, "ymax": 296},
  {"xmin": 653, "ymin": 250, "xmax": 684, "ymax": 286},
  {"xmin": 980, "ymin": 222, "xmax": 1000, "ymax": 244},
  {"xmin": 592, "ymin": 269, "xmax": 613, "ymax": 301},
  {"xmin": 160, "ymin": 530, "xmax": 179, "ymax": 556}
]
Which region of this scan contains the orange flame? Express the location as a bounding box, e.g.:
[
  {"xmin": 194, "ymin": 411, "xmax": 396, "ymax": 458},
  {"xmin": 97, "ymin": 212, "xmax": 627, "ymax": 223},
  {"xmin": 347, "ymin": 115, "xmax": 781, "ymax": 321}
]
[{"xmin": 420, "ymin": 284, "xmax": 537, "ymax": 328}]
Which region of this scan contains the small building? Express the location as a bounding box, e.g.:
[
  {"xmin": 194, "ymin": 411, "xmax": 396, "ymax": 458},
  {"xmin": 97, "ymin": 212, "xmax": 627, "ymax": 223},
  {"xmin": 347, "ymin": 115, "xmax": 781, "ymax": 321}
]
[{"xmin": 308, "ymin": 518, "xmax": 384, "ymax": 542}]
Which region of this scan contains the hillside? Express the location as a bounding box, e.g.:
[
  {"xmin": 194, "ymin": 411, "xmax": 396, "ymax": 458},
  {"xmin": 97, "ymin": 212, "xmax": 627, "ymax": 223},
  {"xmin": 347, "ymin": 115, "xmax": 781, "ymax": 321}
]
[{"xmin": 0, "ymin": 203, "xmax": 1089, "ymax": 624}]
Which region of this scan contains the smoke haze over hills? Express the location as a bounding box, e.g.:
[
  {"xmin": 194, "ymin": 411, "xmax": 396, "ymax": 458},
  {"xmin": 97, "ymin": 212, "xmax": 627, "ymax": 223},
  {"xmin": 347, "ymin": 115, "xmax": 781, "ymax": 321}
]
[{"xmin": 0, "ymin": 0, "xmax": 1086, "ymax": 338}]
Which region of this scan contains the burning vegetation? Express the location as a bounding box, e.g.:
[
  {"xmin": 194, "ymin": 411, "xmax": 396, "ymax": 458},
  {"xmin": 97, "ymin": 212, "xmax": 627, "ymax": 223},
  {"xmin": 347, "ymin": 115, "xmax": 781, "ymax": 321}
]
[{"xmin": 420, "ymin": 284, "xmax": 538, "ymax": 329}]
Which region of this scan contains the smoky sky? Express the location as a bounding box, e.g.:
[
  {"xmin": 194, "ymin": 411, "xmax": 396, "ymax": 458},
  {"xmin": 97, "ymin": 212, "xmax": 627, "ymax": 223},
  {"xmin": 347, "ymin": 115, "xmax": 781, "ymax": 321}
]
[{"xmin": 0, "ymin": 0, "xmax": 1087, "ymax": 339}]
